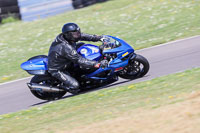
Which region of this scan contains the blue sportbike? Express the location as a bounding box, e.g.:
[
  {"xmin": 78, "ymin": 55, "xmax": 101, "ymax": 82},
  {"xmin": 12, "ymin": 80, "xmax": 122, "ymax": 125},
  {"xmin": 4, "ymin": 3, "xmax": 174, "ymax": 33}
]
[{"xmin": 21, "ymin": 35, "xmax": 149, "ymax": 100}]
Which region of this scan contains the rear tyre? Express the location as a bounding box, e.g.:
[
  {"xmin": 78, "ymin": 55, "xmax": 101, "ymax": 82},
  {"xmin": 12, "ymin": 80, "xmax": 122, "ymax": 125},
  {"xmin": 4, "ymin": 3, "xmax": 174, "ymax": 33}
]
[
  {"xmin": 118, "ymin": 54, "xmax": 149, "ymax": 79},
  {"xmin": 0, "ymin": 0, "xmax": 18, "ymax": 7},
  {"xmin": 30, "ymin": 75, "xmax": 67, "ymax": 100},
  {"xmin": 72, "ymin": 0, "xmax": 83, "ymax": 9},
  {"xmin": 0, "ymin": 6, "xmax": 20, "ymax": 14},
  {"xmin": 82, "ymin": 0, "xmax": 96, "ymax": 6},
  {"xmin": 96, "ymin": 0, "xmax": 107, "ymax": 2}
]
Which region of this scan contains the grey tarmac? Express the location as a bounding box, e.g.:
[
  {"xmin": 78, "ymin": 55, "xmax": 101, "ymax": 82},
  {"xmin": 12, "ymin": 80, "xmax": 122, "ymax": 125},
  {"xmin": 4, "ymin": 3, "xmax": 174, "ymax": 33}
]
[{"xmin": 0, "ymin": 35, "xmax": 200, "ymax": 115}]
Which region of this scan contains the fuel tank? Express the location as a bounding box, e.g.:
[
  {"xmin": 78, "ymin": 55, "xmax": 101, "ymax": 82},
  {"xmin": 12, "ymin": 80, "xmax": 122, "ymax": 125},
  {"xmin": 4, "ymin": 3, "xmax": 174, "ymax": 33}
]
[{"xmin": 77, "ymin": 44, "xmax": 102, "ymax": 61}]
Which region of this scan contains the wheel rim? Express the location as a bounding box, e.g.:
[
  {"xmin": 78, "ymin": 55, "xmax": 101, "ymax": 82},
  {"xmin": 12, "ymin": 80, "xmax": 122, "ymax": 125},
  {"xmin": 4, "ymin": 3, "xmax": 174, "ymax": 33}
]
[{"xmin": 124, "ymin": 60, "xmax": 145, "ymax": 76}]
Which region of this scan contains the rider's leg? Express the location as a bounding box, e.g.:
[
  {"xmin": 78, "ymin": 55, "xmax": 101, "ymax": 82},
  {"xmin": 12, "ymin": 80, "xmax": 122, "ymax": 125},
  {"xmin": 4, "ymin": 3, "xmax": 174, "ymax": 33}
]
[{"xmin": 48, "ymin": 70, "xmax": 80, "ymax": 94}]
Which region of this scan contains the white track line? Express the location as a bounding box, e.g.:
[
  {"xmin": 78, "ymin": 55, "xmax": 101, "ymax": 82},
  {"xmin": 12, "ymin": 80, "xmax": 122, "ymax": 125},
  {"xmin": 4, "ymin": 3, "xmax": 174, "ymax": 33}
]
[
  {"xmin": 0, "ymin": 77, "xmax": 32, "ymax": 86},
  {"xmin": 1, "ymin": 35, "xmax": 200, "ymax": 86}
]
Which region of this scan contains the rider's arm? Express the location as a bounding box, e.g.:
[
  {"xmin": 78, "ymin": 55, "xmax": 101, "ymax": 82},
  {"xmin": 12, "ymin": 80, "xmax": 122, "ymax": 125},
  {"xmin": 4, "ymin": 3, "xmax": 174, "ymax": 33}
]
[{"xmin": 80, "ymin": 33, "xmax": 102, "ymax": 42}]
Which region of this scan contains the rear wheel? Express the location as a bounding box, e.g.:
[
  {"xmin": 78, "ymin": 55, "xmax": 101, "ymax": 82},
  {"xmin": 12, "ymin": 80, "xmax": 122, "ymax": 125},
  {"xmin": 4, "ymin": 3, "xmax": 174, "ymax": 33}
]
[
  {"xmin": 72, "ymin": 0, "xmax": 83, "ymax": 9},
  {"xmin": 0, "ymin": 0, "xmax": 18, "ymax": 7},
  {"xmin": 0, "ymin": 6, "xmax": 20, "ymax": 14},
  {"xmin": 30, "ymin": 75, "xmax": 67, "ymax": 100},
  {"xmin": 118, "ymin": 54, "xmax": 149, "ymax": 79}
]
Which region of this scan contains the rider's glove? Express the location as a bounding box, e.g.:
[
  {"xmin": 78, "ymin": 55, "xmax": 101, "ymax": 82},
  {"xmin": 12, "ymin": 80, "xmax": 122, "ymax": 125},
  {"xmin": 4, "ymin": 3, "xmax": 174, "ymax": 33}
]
[
  {"xmin": 94, "ymin": 63, "xmax": 101, "ymax": 68},
  {"xmin": 100, "ymin": 35, "xmax": 110, "ymax": 42},
  {"xmin": 100, "ymin": 35, "xmax": 107, "ymax": 42},
  {"xmin": 94, "ymin": 60, "xmax": 108, "ymax": 68}
]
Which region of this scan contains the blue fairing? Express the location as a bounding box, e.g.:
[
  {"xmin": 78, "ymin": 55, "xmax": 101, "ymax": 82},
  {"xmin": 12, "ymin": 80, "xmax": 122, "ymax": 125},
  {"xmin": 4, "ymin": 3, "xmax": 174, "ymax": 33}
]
[
  {"xmin": 21, "ymin": 57, "xmax": 48, "ymax": 71},
  {"xmin": 103, "ymin": 36, "xmax": 134, "ymax": 66},
  {"xmin": 103, "ymin": 36, "xmax": 134, "ymax": 54},
  {"xmin": 77, "ymin": 44, "xmax": 102, "ymax": 61},
  {"xmin": 85, "ymin": 36, "xmax": 135, "ymax": 80}
]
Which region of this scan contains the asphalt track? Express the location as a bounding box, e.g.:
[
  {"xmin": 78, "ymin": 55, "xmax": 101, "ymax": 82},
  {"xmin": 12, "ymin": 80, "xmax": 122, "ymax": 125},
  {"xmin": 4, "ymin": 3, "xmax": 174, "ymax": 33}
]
[{"xmin": 0, "ymin": 36, "xmax": 200, "ymax": 115}]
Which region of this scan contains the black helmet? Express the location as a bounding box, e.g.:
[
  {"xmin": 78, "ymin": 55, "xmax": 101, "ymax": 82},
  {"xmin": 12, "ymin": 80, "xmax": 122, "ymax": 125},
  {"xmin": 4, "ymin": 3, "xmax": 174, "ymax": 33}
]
[
  {"xmin": 62, "ymin": 23, "xmax": 81, "ymax": 42},
  {"xmin": 62, "ymin": 23, "xmax": 80, "ymax": 33}
]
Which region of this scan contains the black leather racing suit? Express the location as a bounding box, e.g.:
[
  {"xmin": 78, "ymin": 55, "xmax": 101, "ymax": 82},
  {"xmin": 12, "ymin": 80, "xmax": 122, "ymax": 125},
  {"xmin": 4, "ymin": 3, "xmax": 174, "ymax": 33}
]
[{"xmin": 48, "ymin": 33, "xmax": 102, "ymax": 90}]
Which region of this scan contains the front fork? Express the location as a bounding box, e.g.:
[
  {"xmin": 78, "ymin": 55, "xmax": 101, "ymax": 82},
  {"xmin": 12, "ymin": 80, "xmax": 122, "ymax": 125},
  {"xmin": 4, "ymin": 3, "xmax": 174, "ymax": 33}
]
[{"xmin": 129, "ymin": 53, "xmax": 137, "ymax": 62}]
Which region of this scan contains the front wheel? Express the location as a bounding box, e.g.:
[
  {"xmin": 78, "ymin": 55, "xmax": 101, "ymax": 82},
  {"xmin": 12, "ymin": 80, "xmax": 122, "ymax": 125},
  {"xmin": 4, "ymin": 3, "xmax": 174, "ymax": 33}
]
[
  {"xmin": 118, "ymin": 54, "xmax": 150, "ymax": 79},
  {"xmin": 30, "ymin": 75, "xmax": 67, "ymax": 100}
]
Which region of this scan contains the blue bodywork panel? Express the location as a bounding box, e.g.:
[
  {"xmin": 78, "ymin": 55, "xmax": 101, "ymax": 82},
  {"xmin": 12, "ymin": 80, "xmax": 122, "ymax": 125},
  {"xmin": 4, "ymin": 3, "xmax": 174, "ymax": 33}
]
[{"xmin": 21, "ymin": 57, "xmax": 48, "ymax": 71}]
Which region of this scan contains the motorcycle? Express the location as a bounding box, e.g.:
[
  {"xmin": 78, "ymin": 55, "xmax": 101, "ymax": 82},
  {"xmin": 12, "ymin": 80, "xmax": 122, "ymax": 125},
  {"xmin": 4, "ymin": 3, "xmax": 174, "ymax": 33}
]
[{"xmin": 21, "ymin": 35, "xmax": 150, "ymax": 100}]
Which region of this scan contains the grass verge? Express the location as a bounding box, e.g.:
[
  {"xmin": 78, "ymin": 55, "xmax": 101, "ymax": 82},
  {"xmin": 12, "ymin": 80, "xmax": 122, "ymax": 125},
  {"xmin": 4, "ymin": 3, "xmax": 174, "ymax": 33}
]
[
  {"xmin": 0, "ymin": 0, "xmax": 200, "ymax": 83},
  {"xmin": 0, "ymin": 67, "xmax": 200, "ymax": 133}
]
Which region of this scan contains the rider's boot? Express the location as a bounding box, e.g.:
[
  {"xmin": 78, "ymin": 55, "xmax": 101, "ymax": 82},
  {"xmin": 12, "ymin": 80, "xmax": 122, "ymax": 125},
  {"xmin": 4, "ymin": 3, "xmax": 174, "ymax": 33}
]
[{"xmin": 61, "ymin": 86, "xmax": 80, "ymax": 95}]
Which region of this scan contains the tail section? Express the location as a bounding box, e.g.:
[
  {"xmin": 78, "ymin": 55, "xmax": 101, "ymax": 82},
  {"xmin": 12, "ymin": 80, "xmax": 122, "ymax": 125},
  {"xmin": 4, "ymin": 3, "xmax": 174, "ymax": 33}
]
[{"xmin": 21, "ymin": 55, "xmax": 48, "ymax": 75}]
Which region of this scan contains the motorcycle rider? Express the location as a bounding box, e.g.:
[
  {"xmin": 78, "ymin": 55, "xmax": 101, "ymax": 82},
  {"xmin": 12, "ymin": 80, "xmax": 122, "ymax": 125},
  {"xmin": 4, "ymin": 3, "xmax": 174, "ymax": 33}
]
[{"xmin": 48, "ymin": 23, "xmax": 108, "ymax": 94}]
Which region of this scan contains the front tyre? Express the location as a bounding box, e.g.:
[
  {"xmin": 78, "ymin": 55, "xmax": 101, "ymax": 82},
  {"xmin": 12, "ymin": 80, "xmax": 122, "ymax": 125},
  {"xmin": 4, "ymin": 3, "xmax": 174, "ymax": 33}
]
[
  {"xmin": 30, "ymin": 75, "xmax": 67, "ymax": 100},
  {"xmin": 118, "ymin": 54, "xmax": 150, "ymax": 79}
]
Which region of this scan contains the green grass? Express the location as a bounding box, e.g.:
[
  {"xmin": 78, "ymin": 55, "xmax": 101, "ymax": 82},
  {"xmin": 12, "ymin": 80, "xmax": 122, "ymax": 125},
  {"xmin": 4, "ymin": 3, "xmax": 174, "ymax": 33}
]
[
  {"xmin": 1, "ymin": 16, "xmax": 19, "ymax": 24},
  {"xmin": 0, "ymin": 67, "xmax": 200, "ymax": 133},
  {"xmin": 0, "ymin": 0, "xmax": 200, "ymax": 83}
]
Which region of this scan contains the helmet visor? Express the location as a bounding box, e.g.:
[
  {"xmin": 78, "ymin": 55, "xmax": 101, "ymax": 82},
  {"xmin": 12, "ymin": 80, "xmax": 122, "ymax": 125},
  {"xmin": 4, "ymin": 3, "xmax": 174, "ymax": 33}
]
[
  {"xmin": 71, "ymin": 31, "xmax": 81, "ymax": 38},
  {"xmin": 63, "ymin": 30, "xmax": 81, "ymax": 42}
]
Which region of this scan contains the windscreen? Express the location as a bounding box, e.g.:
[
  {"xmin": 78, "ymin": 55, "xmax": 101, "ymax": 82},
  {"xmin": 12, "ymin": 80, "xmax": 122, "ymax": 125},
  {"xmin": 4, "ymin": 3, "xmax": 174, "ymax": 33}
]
[{"xmin": 103, "ymin": 36, "xmax": 121, "ymax": 49}]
